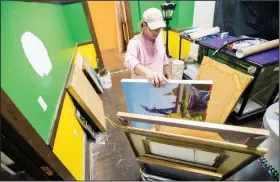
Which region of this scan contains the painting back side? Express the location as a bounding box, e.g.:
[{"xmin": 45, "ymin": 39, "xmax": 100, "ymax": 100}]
[{"xmin": 196, "ymin": 57, "xmax": 253, "ymax": 124}]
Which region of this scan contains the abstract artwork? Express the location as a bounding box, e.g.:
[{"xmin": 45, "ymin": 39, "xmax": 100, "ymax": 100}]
[{"xmin": 121, "ymin": 79, "xmax": 213, "ymax": 129}]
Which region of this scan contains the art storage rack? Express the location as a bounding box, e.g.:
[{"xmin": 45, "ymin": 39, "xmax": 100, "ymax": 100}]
[{"xmin": 179, "ymin": 33, "xmax": 279, "ymax": 124}]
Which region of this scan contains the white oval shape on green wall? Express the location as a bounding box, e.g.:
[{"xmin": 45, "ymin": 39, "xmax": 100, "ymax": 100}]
[{"xmin": 21, "ymin": 31, "xmax": 52, "ymax": 77}]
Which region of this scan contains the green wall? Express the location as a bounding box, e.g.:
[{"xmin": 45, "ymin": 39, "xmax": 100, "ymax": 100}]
[
  {"xmin": 63, "ymin": 3, "xmax": 92, "ymax": 43},
  {"xmin": 129, "ymin": 0, "xmax": 195, "ymax": 33},
  {"xmin": 1, "ymin": 1, "xmax": 91, "ymax": 143}
]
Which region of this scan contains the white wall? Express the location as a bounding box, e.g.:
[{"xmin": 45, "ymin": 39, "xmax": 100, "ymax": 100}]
[{"xmin": 189, "ymin": 1, "xmax": 216, "ymax": 60}]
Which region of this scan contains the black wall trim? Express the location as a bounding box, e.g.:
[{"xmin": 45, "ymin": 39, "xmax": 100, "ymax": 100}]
[{"xmin": 6, "ymin": 0, "xmax": 82, "ymax": 5}]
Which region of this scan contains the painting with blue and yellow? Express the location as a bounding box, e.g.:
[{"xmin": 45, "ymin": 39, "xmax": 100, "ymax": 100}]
[{"xmin": 121, "ymin": 79, "xmax": 213, "ymax": 129}]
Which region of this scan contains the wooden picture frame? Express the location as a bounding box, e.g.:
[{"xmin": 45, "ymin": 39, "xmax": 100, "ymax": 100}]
[{"xmin": 117, "ymin": 112, "xmax": 268, "ymax": 180}]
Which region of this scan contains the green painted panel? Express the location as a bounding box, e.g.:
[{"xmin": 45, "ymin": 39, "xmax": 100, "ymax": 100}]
[
  {"xmin": 130, "ymin": 1, "xmax": 164, "ymax": 33},
  {"xmin": 1, "ymin": 1, "xmax": 76, "ymax": 143},
  {"xmin": 63, "ymin": 2, "xmax": 91, "ymax": 43},
  {"xmin": 130, "ymin": 1, "xmax": 141, "ymax": 33},
  {"xmin": 138, "ymin": 1, "xmax": 165, "ymax": 15},
  {"xmin": 169, "ymin": 0, "xmax": 179, "ymax": 28},
  {"xmin": 177, "ymin": 1, "xmax": 195, "ymax": 28}
]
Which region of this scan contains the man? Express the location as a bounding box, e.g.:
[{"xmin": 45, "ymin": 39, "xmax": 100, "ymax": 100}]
[{"xmin": 124, "ymin": 8, "xmax": 171, "ymax": 87}]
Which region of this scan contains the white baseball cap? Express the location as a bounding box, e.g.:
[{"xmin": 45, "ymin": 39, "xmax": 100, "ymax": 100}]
[{"xmin": 143, "ymin": 8, "xmax": 166, "ymax": 30}]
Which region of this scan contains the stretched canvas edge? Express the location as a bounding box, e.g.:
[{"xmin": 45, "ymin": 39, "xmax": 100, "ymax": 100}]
[{"xmin": 121, "ymin": 79, "xmax": 213, "ymax": 85}]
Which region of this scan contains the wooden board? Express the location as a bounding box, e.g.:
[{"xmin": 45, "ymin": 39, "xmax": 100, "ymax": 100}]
[
  {"xmin": 67, "ymin": 64, "xmax": 106, "ymax": 132},
  {"xmin": 124, "ymin": 125, "xmax": 267, "ymax": 156},
  {"xmin": 118, "ymin": 112, "xmax": 269, "ymax": 144},
  {"xmin": 157, "ymin": 125, "xmax": 225, "ymax": 142},
  {"xmin": 53, "ymin": 92, "xmax": 85, "ymax": 180},
  {"xmin": 196, "ymin": 56, "xmax": 253, "ymax": 124}
]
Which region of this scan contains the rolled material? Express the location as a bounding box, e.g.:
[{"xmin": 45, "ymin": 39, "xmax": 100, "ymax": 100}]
[
  {"xmin": 236, "ymin": 39, "xmax": 279, "ymax": 58},
  {"xmin": 187, "ymin": 27, "xmax": 220, "ymax": 40},
  {"xmin": 171, "ymin": 59, "xmax": 184, "ymax": 80}
]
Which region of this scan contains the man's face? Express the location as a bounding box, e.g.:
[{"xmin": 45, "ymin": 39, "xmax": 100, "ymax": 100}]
[{"xmin": 143, "ymin": 23, "xmax": 162, "ymax": 41}]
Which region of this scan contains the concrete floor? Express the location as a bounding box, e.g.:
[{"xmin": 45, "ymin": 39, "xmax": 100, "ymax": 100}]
[
  {"xmin": 101, "ymin": 48, "xmax": 126, "ymax": 72},
  {"xmin": 90, "ymin": 71, "xmax": 141, "ymax": 180},
  {"xmin": 90, "ymin": 71, "xmax": 271, "ymax": 180}
]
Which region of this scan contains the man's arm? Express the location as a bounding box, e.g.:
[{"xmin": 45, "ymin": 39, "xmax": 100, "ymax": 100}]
[
  {"xmin": 134, "ymin": 64, "xmax": 151, "ymax": 77},
  {"xmin": 125, "ymin": 37, "xmax": 168, "ymax": 87},
  {"xmin": 124, "ymin": 40, "xmax": 142, "ymax": 74}
]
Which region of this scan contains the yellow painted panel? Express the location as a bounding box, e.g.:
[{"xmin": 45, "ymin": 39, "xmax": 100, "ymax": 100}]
[
  {"xmin": 74, "ymin": 44, "xmax": 98, "ymax": 68},
  {"xmin": 163, "ymin": 30, "xmax": 191, "ymax": 59},
  {"xmin": 53, "ymin": 92, "xmax": 85, "ymax": 180},
  {"xmin": 88, "ymin": 1, "xmax": 118, "ymax": 51}
]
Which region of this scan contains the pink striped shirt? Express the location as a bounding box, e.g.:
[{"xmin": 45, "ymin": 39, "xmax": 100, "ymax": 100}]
[{"xmin": 124, "ymin": 31, "xmax": 169, "ymax": 79}]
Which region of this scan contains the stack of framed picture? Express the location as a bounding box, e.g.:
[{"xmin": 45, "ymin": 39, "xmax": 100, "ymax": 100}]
[
  {"xmin": 120, "ymin": 79, "xmax": 269, "ymax": 180},
  {"xmin": 117, "ymin": 112, "xmax": 269, "ymax": 180}
]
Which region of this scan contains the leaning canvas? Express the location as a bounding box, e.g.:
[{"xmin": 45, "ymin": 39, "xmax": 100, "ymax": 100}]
[
  {"xmin": 82, "ymin": 58, "xmax": 103, "ymax": 94},
  {"xmin": 121, "ymin": 79, "xmax": 213, "ymax": 129},
  {"xmin": 196, "ymin": 56, "xmax": 253, "ymax": 124}
]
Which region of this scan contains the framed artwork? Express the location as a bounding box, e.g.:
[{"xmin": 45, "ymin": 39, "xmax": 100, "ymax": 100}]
[{"xmin": 121, "ymin": 79, "xmax": 213, "ymax": 129}]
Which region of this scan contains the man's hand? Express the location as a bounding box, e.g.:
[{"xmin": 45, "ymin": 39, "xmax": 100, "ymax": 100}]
[
  {"xmin": 164, "ymin": 64, "xmax": 171, "ymax": 79},
  {"xmin": 134, "ymin": 64, "xmax": 169, "ymax": 87},
  {"xmin": 145, "ymin": 70, "xmax": 168, "ymax": 88}
]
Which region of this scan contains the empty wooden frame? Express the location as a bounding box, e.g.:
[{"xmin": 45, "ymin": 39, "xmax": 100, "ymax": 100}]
[
  {"xmin": 67, "ymin": 64, "xmax": 106, "ymax": 132},
  {"xmin": 117, "ymin": 112, "xmax": 268, "ymax": 180}
]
